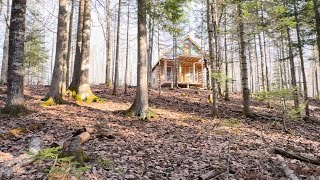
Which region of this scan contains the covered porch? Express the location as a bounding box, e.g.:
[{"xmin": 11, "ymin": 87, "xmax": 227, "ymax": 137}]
[{"xmin": 158, "ymin": 55, "xmax": 204, "ymax": 88}]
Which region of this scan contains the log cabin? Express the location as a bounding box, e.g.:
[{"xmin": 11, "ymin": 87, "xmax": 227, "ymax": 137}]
[{"xmin": 151, "ymin": 36, "xmax": 208, "ymax": 89}]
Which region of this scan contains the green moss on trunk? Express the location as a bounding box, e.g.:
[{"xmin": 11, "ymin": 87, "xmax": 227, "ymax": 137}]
[
  {"xmin": 41, "ymin": 97, "xmax": 65, "ymax": 106},
  {"xmin": 125, "ymin": 108, "xmax": 157, "ymax": 121},
  {"xmin": 1, "ymin": 105, "xmax": 31, "ymax": 117}
]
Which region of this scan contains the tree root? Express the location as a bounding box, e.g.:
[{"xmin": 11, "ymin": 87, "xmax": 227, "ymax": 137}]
[
  {"xmin": 125, "ymin": 108, "xmax": 157, "ymax": 121},
  {"xmin": 66, "ymin": 88, "xmax": 104, "ymax": 103},
  {"xmin": 0, "ymin": 105, "xmax": 32, "ymax": 117},
  {"xmin": 40, "ymin": 96, "xmax": 65, "ymax": 106}
]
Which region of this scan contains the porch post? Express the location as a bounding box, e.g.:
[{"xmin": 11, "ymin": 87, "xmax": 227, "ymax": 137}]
[
  {"xmin": 164, "ymin": 59, "xmax": 167, "ymax": 81},
  {"xmin": 179, "ymin": 63, "xmax": 182, "ymax": 82},
  {"xmin": 201, "ymin": 59, "xmax": 204, "ymax": 87},
  {"xmin": 193, "ymin": 62, "xmax": 196, "ymax": 82}
]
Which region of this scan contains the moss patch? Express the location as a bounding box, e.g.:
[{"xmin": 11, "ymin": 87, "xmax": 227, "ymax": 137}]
[
  {"xmin": 0, "ymin": 105, "xmax": 32, "ymax": 117},
  {"xmin": 125, "ymin": 108, "xmax": 157, "ymax": 121},
  {"xmin": 40, "ymin": 97, "xmax": 64, "ymax": 107}
]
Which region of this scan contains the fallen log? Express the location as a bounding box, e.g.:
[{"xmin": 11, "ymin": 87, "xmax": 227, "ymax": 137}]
[
  {"xmin": 274, "ymin": 148, "xmax": 320, "ymax": 165},
  {"xmin": 60, "ymin": 131, "xmax": 91, "ymax": 165},
  {"xmin": 198, "ymin": 170, "xmax": 221, "ymax": 180}
]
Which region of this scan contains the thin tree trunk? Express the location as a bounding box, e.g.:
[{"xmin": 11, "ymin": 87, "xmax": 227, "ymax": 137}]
[
  {"xmin": 113, "ymin": 0, "xmax": 121, "ymax": 96},
  {"xmin": 293, "ymin": 0, "xmax": 309, "ymax": 119},
  {"xmin": 66, "ymin": 0, "xmax": 75, "ymax": 87},
  {"xmin": 313, "ymin": 0, "xmax": 320, "ymax": 62},
  {"xmin": 44, "ymin": 0, "xmax": 68, "ymax": 104},
  {"xmin": 224, "ymin": 9, "xmax": 229, "ymax": 101},
  {"xmin": 254, "ymin": 36, "xmax": 260, "ymax": 92},
  {"xmin": 258, "ymin": 33, "xmax": 265, "ymax": 92},
  {"xmin": 69, "ymin": 0, "xmax": 84, "ymax": 90},
  {"xmin": 124, "ymin": 0, "xmax": 130, "ymax": 94},
  {"xmin": 237, "ymin": 3, "xmax": 251, "ymax": 117},
  {"xmin": 248, "ymin": 42, "xmax": 254, "ymax": 93},
  {"xmin": 287, "ymin": 27, "xmax": 299, "ymax": 109},
  {"xmin": 206, "ymin": 0, "xmax": 218, "ymax": 118},
  {"xmin": 127, "ymin": 0, "xmax": 154, "ymax": 120},
  {"xmin": 3, "ymin": 0, "xmax": 27, "ymax": 112},
  {"xmin": 105, "ymin": 0, "xmax": 112, "ymax": 87},
  {"xmin": 0, "ymin": 0, "xmax": 10, "ymax": 85},
  {"xmin": 147, "ymin": 14, "xmax": 155, "ymax": 87}
]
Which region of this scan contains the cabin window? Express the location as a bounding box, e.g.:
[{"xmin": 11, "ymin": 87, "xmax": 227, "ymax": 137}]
[{"xmin": 167, "ymin": 66, "xmax": 172, "ymax": 81}]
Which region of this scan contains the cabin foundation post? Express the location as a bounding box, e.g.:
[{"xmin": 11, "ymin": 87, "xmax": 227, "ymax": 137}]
[{"xmin": 164, "ymin": 59, "xmax": 167, "ymax": 81}]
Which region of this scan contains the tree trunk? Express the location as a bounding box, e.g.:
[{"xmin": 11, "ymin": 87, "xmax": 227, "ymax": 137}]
[
  {"xmin": 258, "ymin": 33, "xmax": 265, "ymax": 92},
  {"xmin": 237, "ymin": 3, "xmax": 251, "ymax": 117},
  {"xmin": 313, "ymin": 0, "xmax": 320, "ymax": 62},
  {"xmin": 75, "ymin": 0, "xmax": 98, "ymax": 102},
  {"xmin": 254, "ymin": 36, "xmax": 260, "ymax": 92},
  {"xmin": 105, "ymin": 0, "xmax": 112, "ymax": 87},
  {"xmin": 69, "ymin": 0, "xmax": 84, "ymax": 90},
  {"xmin": 147, "ymin": 15, "xmax": 155, "ymax": 88},
  {"xmin": 66, "ymin": 0, "xmax": 75, "ymax": 87},
  {"xmin": 124, "ymin": 0, "xmax": 130, "ymax": 94},
  {"xmin": 224, "ymin": 9, "xmax": 229, "ymax": 101},
  {"xmin": 286, "ymin": 27, "xmax": 299, "ymax": 109},
  {"xmin": 126, "ymin": 0, "xmax": 154, "ymax": 120},
  {"xmin": 113, "ymin": 0, "xmax": 121, "ymax": 96},
  {"xmin": 206, "ymin": 0, "xmax": 218, "ymax": 118},
  {"xmin": 43, "ymin": 0, "xmax": 68, "ymax": 105},
  {"xmin": 293, "ymin": 0, "xmax": 309, "ymax": 119},
  {"xmin": 0, "ymin": 0, "xmax": 10, "ymax": 85},
  {"xmin": 2, "ymin": 0, "xmax": 28, "ymax": 114}
]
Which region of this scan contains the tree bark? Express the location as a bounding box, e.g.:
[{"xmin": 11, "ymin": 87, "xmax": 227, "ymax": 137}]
[
  {"xmin": 113, "ymin": 0, "xmax": 121, "ymax": 96},
  {"xmin": 43, "ymin": 0, "xmax": 68, "ymax": 104},
  {"xmin": 206, "ymin": 0, "xmax": 218, "ymax": 118},
  {"xmin": 237, "ymin": 3, "xmax": 251, "ymax": 117},
  {"xmin": 147, "ymin": 13, "xmax": 155, "ymax": 88},
  {"xmin": 0, "ymin": 0, "xmax": 10, "ymax": 85},
  {"xmin": 3, "ymin": 0, "xmax": 27, "ymax": 112},
  {"xmin": 66, "ymin": 0, "xmax": 75, "ymax": 87},
  {"xmin": 224, "ymin": 9, "xmax": 229, "ymax": 101},
  {"xmin": 313, "ymin": 0, "xmax": 320, "ymax": 62},
  {"xmin": 69, "ymin": 0, "xmax": 84, "ymax": 90},
  {"xmin": 124, "ymin": 0, "xmax": 131, "ymax": 94},
  {"xmin": 286, "ymin": 27, "xmax": 299, "ymax": 109},
  {"xmin": 126, "ymin": 0, "xmax": 154, "ymax": 120},
  {"xmin": 75, "ymin": 0, "xmax": 97, "ymax": 102},
  {"xmin": 105, "ymin": 0, "xmax": 112, "ymax": 87},
  {"xmin": 293, "ymin": 0, "xmax": 310, "ymax": 119}
]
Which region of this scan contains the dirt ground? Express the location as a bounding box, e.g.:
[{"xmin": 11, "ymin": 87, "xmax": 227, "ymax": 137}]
[{"xmin": 0, "ymin": 85, "xmax": 319, "ymax": 179}]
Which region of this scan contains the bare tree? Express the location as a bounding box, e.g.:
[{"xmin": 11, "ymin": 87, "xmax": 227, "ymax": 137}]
[
  {"xmin": 124, "ymin": 0, "xmax": 130, "ymax": 94},
  {"xmin": 126, "ymin": 0, "xmax": 155, "ymax": 120},
  {"xmin": 66, "ymin": 0, "xmax": 75, "ymax": 87},
  {"xmin": 105, "ymin": 0, "xmax": 112, "ymax": 87},
  {"xmin": 69, "ymin": 0, "xmax": 84, "ymax": 90},
  {"xmin": 206, "ymin": 0, "xmax": 218, "ymax": 118},
  {"xmin": 237, "ymin": 2, "xmax": 251, "ymax": 117},
  {"xmin": 43, "ymin": 0, "xmax": 68, "ymax": 105},
  {"xmin": 113, "ymin": 0, "xmax": 122, "ymax": 96},
  {"xmin": 74, "ymin": 0, "xmax": 99, "ymax": 102},
  {"xmin": 0, "ymin": 0, "xmax": 10, "ymax": 85},
  {"xmin": 2, "ymin": 0, "xmax": 28, "ymax": 114}
]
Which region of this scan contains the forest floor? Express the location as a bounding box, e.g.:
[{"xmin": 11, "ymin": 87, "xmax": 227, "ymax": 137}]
[{"xmin": 0, "ymin": 85, "xmax": 319, "ymax": 180}]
